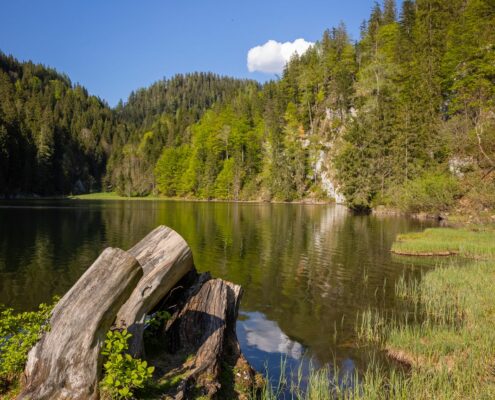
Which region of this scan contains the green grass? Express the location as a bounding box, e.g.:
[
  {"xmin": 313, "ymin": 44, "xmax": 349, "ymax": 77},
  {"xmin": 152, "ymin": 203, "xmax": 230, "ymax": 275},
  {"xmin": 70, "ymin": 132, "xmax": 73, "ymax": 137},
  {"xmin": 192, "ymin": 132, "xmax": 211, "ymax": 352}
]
[
  {"xmin": 391, "ymin": 227, "xmax": 495, "ymax": 259},
  {"xmin": 69, "ymin": 192, "xmax": 166, "ymax": 200},
  {"xmin": 383, "ymin": 260, "xmax": 495, "ymax": 399},
  {"xmin": 256, "ymin": 227, "xmax": 495, "ymax": 399},
  {"xmin": 68, "ymin": 192, "xmax": 331, "ymax": 204}
]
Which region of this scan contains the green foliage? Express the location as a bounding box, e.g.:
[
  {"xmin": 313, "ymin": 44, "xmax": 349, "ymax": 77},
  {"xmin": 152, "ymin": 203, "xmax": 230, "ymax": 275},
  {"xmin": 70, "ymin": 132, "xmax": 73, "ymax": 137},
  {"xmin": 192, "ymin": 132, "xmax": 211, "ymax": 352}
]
[
  {"xmin": 462, "ymin": 174, "xmax": 495, "ymax": 210},
  {"xmin": 0, "ymin": 300, "xmax": 56, "ymax": 387},
  {"xmin": 144, "ymin": 310, "xmax": 171, "ymax": 346},
  {"xmin": 146, "ymin": 310, "xmax": 170, "ymax": 330},
  {"xmin": 100, "ymin": 329, "xmax": 154, "ymax": 400},
  {"xmin": 2, "ymin": 0, "xmax": 494, "ymax": 211},
  {"xmin": 154, "ymin": 145, "xmax": 191, "ymax": 196},
  {"xmin": 395, "ymin": 172, "xmax": 462, "ymax": 213},
  {"xmin": 108, "ymin": 74, "xmax": 260, "ymax": 196}
]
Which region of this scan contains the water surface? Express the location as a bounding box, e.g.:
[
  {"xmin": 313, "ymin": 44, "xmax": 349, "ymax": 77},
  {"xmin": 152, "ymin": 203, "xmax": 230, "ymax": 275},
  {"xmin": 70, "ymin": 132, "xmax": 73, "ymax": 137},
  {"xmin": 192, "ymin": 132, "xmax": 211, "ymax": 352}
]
[{"xmin": 0, "ymin": 200, "xmax": 436, "ymax": 377}]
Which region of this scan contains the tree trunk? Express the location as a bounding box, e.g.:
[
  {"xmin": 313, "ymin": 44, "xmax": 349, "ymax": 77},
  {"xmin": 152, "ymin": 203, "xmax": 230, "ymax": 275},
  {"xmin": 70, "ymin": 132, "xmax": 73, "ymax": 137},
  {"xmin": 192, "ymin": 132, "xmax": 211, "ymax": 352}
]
[
  {"xmin": 155, "ymin": 272, "xmax": 259, "ymax": 399},
  {"xmin": 116, "ymin": 225, "xmax": 194, "ymax": 357},
  {"xmin": 18, "ymin": 248, "xmax": 142, "ymax": 400}
]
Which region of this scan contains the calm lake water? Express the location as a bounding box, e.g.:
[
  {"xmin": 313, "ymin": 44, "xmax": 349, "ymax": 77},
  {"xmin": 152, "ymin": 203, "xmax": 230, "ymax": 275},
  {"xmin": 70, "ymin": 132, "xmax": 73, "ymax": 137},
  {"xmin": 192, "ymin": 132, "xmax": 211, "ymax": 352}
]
[{"xmin": 0, "ymin": 200, "xmax": 436, "ymax": 379}]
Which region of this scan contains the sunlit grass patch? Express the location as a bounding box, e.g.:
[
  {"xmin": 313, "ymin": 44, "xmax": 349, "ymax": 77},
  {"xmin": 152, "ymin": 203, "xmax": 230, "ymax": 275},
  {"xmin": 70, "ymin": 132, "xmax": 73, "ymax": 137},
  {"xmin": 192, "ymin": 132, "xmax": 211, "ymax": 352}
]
[
  {"xmin": 378, "ymin": 260, "xmax": 495, "ymax": 398},
  {"xmin": 69, "ymin": 192, "xmax": 164, "ymax": 200},
  {"xmin": 391, "ymin": 227, "xmax": 495, "ymax": 259}
]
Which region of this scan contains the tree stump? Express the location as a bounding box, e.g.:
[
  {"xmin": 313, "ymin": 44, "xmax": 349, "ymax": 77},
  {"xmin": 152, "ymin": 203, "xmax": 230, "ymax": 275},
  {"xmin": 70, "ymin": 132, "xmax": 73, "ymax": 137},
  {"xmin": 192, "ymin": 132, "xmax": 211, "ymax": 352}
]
[
  {"xmin": 18, "ymin": 248, "xmax": 142, "ymax": 400},
  {"xmin": 116, "ymin": 226, "xmax": 194, "ymax": 357},
  {"xmin": 153, "ymin": 272, "xmax": 259, "ymax": 399}
]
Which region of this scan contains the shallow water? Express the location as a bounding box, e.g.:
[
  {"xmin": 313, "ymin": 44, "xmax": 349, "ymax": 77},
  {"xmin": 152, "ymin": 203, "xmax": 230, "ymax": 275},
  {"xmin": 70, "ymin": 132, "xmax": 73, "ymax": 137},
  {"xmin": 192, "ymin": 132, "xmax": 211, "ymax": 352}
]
[{"xmin": 0, "ymin": 200, "xmax": 436, "ymax": 377}]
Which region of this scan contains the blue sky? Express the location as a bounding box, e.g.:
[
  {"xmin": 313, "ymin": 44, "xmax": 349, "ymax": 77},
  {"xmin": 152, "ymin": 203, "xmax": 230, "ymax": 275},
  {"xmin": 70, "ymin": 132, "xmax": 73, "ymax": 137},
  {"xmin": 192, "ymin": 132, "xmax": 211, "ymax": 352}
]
[{"xmin": 0, "ymin": 1, "xmax": 393, "ymax": 106}]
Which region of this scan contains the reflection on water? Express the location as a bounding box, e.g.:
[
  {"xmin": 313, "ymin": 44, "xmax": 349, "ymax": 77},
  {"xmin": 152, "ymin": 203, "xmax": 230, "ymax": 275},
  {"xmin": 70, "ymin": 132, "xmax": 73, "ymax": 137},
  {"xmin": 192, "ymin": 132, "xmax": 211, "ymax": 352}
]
[
  {"xmin": 239, "ymin": 311, "xmax": 303, "ymax": 360},
  {"xmin": 238, "ymin": 311, "xmax": 359, "ymax": 392},
  {"xmin": 0, "ymin": 200, "xmax": 437, "ymax": 373}
]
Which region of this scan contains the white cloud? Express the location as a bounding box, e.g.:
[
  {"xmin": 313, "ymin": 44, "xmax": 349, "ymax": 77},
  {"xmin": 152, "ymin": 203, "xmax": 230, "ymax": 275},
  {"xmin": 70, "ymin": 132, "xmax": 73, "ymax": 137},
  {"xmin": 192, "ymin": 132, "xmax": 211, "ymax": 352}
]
[{"xmin": 247, "ymin": 38, "xmax": 314, "ymax": 74}]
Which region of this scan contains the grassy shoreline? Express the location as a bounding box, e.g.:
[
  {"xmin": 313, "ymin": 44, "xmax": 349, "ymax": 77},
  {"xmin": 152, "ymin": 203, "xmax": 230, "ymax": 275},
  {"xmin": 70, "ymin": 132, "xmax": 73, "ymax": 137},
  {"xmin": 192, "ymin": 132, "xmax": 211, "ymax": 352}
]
[
  {"xmin": 69, "ymin": 192, "xmax": 333, "ymax": 205},
  {"xmin": 258, "ymin": 226, "xmax": 495, "ymax": 399}
]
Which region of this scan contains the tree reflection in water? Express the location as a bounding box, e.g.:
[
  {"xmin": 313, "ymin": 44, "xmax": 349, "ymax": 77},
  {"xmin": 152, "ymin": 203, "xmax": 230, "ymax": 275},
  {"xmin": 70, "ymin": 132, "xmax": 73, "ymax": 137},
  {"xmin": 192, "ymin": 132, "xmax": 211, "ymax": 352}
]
[{"xmin": 0, "ymin": 200, "xmax": 436, "ymax": 373}]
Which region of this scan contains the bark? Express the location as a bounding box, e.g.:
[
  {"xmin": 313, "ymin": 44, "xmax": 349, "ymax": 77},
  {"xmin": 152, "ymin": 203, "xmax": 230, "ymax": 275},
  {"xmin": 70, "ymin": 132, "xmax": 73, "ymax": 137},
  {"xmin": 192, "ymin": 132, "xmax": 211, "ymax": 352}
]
[
  {"xmin": 158, "ymin": 273, "xmax": 258, "ymax": 399},
  {"xmin": 116, "ymin": 225, "xmax": 194, "ymax": 357},
  {"xmin": 18, "ymin": 248, "xmax": 142, "ymax": 400}
]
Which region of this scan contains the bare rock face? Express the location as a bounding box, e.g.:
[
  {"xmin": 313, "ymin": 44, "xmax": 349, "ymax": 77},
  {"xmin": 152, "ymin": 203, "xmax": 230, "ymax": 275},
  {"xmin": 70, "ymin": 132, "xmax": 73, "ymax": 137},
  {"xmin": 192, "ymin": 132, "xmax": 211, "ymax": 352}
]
[
  {"xmin": 18, "ymin": 248, "xmax": 142, "ymax": 400},
  {"xmin": 116, "ymin": 226, "xmax": 194, "ymax": 357}
]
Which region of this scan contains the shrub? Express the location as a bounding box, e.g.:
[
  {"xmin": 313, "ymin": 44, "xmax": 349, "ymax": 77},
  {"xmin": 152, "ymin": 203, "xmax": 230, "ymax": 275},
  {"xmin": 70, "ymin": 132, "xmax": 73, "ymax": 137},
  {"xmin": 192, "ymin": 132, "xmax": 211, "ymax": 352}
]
[
  {"xmin": 239, "ymin": 178, "xmax": 259, "ymax": 200},
  {"xmin": 461, "ymin": 173, "xmax": 495, "ymax": 211},
  {"xmin": 397, "ymin": 172, "xmax": 462, "ymax": 213},
  {"xmin": 0, "ymin": 300, "xmax": 55, "ymax": 388},
  {"xmin": 100, "ymin": 329, "xmax": 155, "ymax": 400}
]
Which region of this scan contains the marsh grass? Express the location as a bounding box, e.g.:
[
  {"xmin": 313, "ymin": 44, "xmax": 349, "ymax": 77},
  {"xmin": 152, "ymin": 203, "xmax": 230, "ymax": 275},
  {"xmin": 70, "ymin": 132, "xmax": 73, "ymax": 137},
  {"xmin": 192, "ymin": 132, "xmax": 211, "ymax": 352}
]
[
  {"xmin": 256, "ymin": 228, "xmax": 495, "ymax": 399},
  {"xmin": 391, "ymin": 227, "xmax": 495, "ymax": 259}
]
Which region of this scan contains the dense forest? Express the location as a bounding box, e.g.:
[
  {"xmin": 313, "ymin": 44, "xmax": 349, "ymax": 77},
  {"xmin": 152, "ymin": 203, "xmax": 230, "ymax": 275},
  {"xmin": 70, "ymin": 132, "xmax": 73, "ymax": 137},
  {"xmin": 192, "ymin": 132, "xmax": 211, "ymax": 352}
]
[
  {"xmin": 1, "ymin": 0, "xmax": 494, "ymax": 212},
  {"xmin": 0, "ymin": 54, "xmax": 115, "ymax": 195}
]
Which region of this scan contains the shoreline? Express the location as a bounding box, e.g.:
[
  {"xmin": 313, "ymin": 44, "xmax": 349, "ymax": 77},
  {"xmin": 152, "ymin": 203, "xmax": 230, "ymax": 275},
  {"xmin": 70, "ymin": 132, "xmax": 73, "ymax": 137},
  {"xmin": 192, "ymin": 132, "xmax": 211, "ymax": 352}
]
[
  {"xmin": 3, "ymin": 194, "xmax": 494, "ymax": 225},
  {"xmin": 1, "ymin": 192, "xmax": 337, "ymax": 205}
]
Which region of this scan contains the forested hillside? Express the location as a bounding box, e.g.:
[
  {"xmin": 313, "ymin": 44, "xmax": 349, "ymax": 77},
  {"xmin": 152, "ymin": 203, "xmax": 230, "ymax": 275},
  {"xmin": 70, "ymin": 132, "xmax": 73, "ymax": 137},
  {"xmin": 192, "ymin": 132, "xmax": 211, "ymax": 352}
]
[
  {"xmin": 0, "ymin": 53, "xmax": 116, "ymax": 195},
  {"xmin": 149, "ymin": 0, "xmax": 494, "ymax": 211},
  {"xmin": 1, "ymin": 0, "xmax": 494, "ymax": 213},
  {"xmin": 107, "ymin": 73, "xmax": 259, "ymax": 196}
]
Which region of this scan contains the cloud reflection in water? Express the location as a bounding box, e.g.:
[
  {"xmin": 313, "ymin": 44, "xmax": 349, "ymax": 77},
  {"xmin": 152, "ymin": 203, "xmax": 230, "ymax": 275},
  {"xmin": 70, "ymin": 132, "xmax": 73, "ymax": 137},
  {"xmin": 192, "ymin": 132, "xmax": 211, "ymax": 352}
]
[{"xmin": 238, "ymin": 311, "xmax": 303, "ymax": 360}]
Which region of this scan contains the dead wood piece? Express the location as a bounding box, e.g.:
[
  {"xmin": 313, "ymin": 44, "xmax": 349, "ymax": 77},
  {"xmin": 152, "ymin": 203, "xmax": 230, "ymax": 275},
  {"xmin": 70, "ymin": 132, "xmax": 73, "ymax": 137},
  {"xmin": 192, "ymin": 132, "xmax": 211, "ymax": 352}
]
[
  {"xmin": 18, "ymin": 247, "xmax": 142, "ymax": 400},
  {"xmin": 161, "ymin": 277, "xmax": 256, "ymax": 399},
  {"xmin": 116, "ymin": 225, "xmax": 194, "ymax": 357}
]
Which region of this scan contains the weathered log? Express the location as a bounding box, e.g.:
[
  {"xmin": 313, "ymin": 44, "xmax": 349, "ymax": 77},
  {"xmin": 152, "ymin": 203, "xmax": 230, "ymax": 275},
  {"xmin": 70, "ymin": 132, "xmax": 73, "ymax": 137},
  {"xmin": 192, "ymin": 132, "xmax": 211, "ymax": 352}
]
[
  {"xmin": 116, "ymin": 225, "xmax": 194, "ymax": 357},
  {"xmin": 17, "ymin": 226, "xmax": 256, "ymax": 399},
  {"xmin": 155, "ymin": 274, "xmax": 259, "ymax": 399},
  {"xmin": 18, "ymin": 248, "xmax": 142, "ymax": 400}
]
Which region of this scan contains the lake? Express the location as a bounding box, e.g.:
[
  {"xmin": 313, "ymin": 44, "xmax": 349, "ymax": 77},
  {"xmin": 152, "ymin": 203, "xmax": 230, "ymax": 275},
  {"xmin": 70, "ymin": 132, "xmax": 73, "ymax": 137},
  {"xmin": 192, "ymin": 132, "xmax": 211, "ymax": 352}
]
[{"xmin": 0, "ymin": 200, "xmax": 436, "ymax": 380}]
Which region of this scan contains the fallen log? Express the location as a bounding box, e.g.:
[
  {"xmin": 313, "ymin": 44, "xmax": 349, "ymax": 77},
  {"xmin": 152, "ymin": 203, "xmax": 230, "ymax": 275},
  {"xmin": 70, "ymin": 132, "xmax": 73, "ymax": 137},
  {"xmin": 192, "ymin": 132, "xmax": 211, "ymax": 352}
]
[
  {"xmin": 116, "ymin": 225, "xmax": 194, "ymax": 357},
  {"xmin": 18, "ymin": 248, "xmax": 142, "ymax": 400}
]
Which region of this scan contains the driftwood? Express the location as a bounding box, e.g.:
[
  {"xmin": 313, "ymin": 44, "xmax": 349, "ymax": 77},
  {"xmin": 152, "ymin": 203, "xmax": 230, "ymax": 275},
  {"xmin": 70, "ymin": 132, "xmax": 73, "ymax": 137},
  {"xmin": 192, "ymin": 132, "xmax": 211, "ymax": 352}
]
[
  {"xmin": 18, "ymin": 248, "xmax": 142, "ymax": 400},
  {"xmin": 17, "ymin": 226, "xmax": 257, "ymax": 400},
  {"xmin": 116, "ymin": 226, "xmax": 194, "ymax": 357}
]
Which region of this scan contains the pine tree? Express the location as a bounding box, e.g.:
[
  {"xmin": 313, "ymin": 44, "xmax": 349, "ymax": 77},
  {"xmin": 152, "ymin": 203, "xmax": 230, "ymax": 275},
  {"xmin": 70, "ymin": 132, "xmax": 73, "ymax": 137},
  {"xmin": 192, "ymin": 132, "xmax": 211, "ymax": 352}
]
[{"xmin": 383, "ymin": 0, "xmax": 397, "ymax": 24}]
